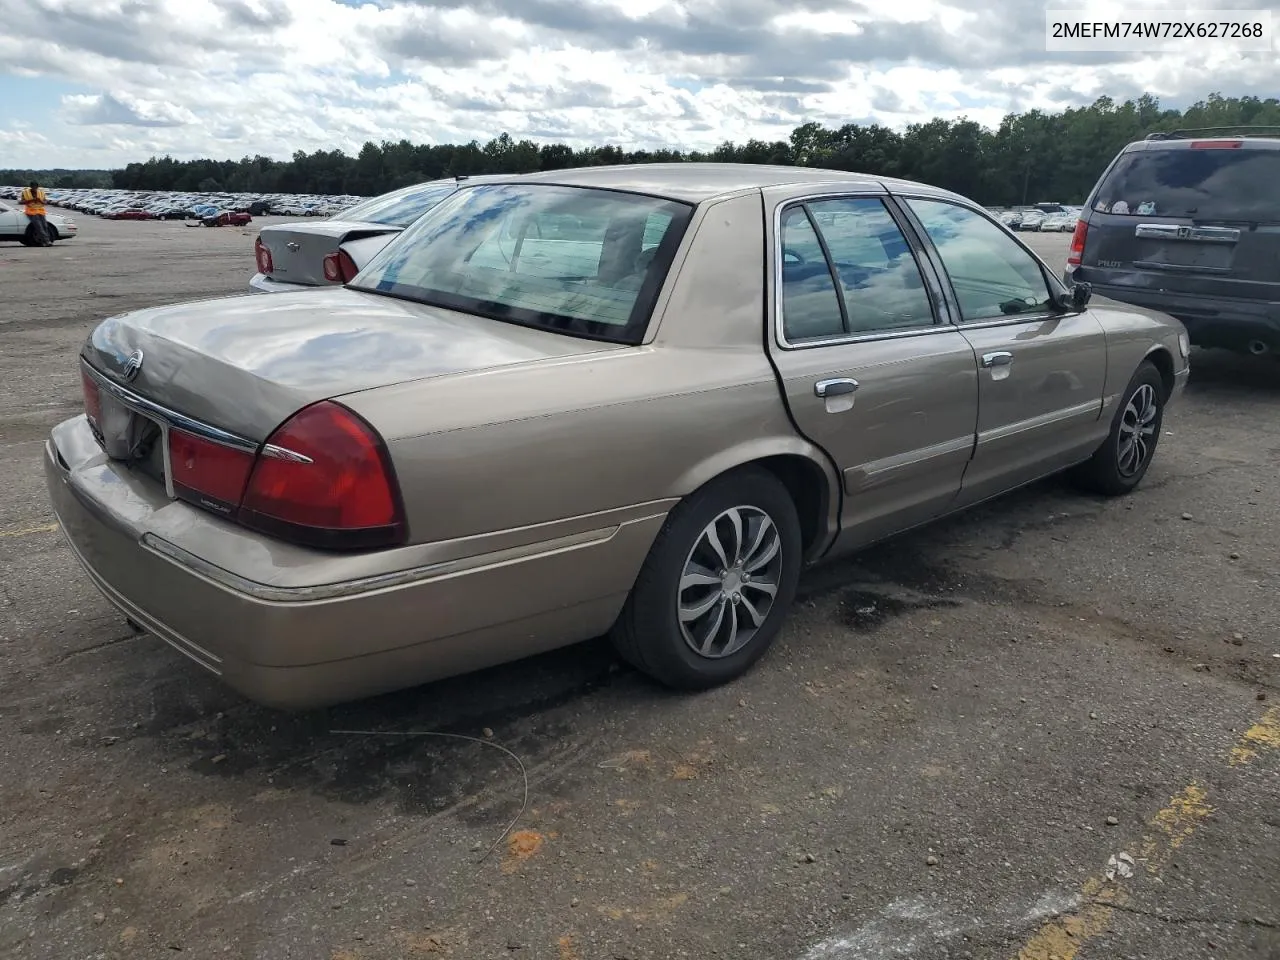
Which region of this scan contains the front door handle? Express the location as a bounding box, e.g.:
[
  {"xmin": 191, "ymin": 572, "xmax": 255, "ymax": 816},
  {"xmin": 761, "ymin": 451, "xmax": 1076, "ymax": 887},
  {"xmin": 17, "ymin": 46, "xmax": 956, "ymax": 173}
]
[
  {"xmin": 814, "ymin": 378, "xmax": 859, "ymax": 398},
  {"xmin": 981, "ymin": 351, "xmax": 1013, "ymax": 368}
]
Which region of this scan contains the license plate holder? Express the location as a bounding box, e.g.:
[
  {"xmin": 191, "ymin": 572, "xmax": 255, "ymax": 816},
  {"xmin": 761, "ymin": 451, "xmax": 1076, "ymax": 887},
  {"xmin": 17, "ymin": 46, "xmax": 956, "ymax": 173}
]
[{"xmin": 96, "ymin": 390, "xmax": 173, "ymax": 493}]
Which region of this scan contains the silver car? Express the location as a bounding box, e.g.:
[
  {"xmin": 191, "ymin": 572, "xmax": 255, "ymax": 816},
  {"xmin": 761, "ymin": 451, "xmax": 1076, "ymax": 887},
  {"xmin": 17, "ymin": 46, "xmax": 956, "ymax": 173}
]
[
  {"xmin": 250, "ymin": 179, "xmax": 460, "ymax": 292},
  {"xmin": 48, "ymin": 164, "xmax": 1190, "ymax": 709}
]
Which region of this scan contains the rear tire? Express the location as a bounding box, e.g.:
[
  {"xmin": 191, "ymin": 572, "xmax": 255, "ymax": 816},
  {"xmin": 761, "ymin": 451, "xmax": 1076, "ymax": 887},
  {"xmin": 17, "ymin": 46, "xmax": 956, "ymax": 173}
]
[
  {"xmin": 610, "ymin": 467, "xmax": 802, "ymax": 689},
  {"xmin": 1070, "ymin": 360, "xmax": 1165, "ymax": 496}
]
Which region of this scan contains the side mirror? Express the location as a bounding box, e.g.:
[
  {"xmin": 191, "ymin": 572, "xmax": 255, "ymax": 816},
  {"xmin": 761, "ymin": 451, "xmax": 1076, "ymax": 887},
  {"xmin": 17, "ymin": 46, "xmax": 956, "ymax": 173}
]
[{"xmin": 1056, "ymin": 281, "xmax": 1092, "ymax": 312}]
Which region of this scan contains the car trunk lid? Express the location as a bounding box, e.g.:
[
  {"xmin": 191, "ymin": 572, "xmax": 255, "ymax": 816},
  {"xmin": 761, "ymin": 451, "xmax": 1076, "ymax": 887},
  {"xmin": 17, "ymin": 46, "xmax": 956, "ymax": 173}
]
[
  {"xmin": 256, "ymin": 220, "xmax": 401, "ymax": 286},
  {"xmin": 80, "ymin": 287, "xmax": 622, "ymax": 443},
  {"xmin": 1080, "ymin": 140, "xmax": 1280, "ymax": 302}
]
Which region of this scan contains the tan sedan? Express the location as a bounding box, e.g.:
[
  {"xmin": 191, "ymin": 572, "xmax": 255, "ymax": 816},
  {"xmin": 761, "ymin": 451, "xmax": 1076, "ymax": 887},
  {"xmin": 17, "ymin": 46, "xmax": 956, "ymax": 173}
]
[{"xmin": 46, "ymin": 164, "xmax": 1190, "ymax": 708}]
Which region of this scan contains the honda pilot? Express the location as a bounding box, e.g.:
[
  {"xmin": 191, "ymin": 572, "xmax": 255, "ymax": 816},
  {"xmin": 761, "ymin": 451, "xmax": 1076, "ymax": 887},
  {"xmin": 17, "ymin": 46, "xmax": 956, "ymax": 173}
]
[{"xmin": 1065, "ymin": 127, "xmax": 1280, "ymax": 359}]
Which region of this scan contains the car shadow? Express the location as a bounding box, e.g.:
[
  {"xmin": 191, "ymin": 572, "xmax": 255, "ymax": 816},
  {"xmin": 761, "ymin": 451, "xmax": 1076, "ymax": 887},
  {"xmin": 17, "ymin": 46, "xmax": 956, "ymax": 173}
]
[{"xmin": 125, "ymin": 632, "xmax": 653, "ymax": 818}]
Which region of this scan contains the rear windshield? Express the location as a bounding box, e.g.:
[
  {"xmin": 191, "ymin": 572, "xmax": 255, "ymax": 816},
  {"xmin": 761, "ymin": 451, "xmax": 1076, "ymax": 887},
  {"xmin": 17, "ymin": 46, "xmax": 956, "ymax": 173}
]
[
  {"xmin": 341, "ymin": 183, "xmax": 458, "ymax": 227},
  {"xmin": 350, "ymin": 183, "xmax": 694, "ymax": 344},
  {"xmin": 1092, "ymin": 146, "xmax": 1280, "ymax": 221}
]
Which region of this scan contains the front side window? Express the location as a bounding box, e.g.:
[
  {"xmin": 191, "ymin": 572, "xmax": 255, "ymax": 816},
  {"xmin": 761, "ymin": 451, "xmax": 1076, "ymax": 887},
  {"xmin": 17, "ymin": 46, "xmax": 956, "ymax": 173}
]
[
  {"xmin": 352, "ymin": 183, "xmax": 693, "ymax": 344},
  {"xmin": 906, "ymin": 199, "xmax": 1053, "ymax": 323}
]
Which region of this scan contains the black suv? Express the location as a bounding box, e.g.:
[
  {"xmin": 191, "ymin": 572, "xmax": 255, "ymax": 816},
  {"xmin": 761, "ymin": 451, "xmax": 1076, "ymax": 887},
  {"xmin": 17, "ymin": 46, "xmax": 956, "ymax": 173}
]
[{"xmin": 1066, "ymin": 127, "xmax": 1280, "ymax": 358}]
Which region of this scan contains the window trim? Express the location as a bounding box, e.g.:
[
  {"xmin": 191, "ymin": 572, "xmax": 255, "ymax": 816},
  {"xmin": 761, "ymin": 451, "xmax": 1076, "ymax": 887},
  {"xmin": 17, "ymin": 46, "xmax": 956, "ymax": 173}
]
[
  {"xmin": 772, "ymin": 192, "xmax": 948, "ymax": 350},
  {"xmin": 891, "ymin": 194, "xmax": 1073, "ymax": 330}
]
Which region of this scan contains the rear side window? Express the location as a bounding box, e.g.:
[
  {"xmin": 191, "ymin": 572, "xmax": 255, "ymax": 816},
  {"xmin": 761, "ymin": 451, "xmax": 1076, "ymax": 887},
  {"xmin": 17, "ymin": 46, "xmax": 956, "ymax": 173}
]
[
  {"xmin": 780, "ymin": 207, "xmax": 845, "ymax": 341},
  {"xmin": 779, "ymin": 197, "xmax": 935, "ymax": 342},
  {"xmin": 807, "ymin": 198, "xmax": 935, "ymax": 334},
  {"xmin": 1092, "ymin": 147, "xmax": 1280, "ymax": 221}
]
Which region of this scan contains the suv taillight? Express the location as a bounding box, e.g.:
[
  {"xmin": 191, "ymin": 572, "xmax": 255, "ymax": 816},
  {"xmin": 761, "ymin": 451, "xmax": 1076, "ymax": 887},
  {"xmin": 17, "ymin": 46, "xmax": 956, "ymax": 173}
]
[
  {"xmin": 82, "ymin": 369, "xmax": 102, "ymax": 428},
  {"xmin": 322, "ymin": 249, "xmax": 359, "ymax": 283},
  {"xmin": 1190, "ymin": 139, "xmax": 1242, "ymax": 149},
  {"xmin": 255, "ymin": 236, "xmax": 273, "ymax": 274},
  {"xmin": 238, "ymin": 401, "xmax": 405, "ymax": 550},
  {"xmin": 1067, "ymin": 219, "xmax": 1088, "ymax": 266}
]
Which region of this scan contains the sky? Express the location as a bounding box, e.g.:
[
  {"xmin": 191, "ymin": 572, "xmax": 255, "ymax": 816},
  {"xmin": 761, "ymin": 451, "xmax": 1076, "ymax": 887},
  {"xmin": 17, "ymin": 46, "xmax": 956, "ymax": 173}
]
[{"xmin": 0, "ymin": 0, "xmax": 1278, "ymax": 170}]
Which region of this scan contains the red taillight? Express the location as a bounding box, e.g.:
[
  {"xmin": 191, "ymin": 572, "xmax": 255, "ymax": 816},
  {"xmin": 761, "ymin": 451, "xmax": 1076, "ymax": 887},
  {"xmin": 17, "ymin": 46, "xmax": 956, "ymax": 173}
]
[
  {"xmin": 322, "ymin": 249, "xmax": 359, "ymax": 283},
  {"xmin": 1189, "ymin": 139, "xmax": 1242, "ymax": 149},
  {"xmin": 81, "ymin": 369, "xmax": 102, "ymax": 427},
  {"xmin": 1067, "ymin": 219, "xmax": 1088, "ymax": 266},
  {"xmin": 255, "ymin": 236, "xmax": 273, "ymax": 274},
  {"xmin": 239, "ymin": 401, "xmax": 404, "ymax": 550},
  {"xmin": 169, "ymin": 429, "xmax": 255, "ymax": 514}
]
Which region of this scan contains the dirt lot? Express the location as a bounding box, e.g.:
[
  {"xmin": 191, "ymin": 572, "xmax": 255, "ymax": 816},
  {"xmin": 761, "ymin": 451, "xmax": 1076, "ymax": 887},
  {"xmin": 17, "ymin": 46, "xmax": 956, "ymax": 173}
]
[{"xmin": 1, "ymin": 215, "xmax": 1277, "ymax": 960}]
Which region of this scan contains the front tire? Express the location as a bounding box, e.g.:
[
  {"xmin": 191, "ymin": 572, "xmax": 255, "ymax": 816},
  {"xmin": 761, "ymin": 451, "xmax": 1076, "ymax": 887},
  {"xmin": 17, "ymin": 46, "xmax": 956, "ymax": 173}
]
[
  {"xmin": 611, "ymin": 467, "xmax": 802, "ymax": 689},
  {"xmin": 1071, "ymin": 360, "xmax": 1165, "ymax": 496}
]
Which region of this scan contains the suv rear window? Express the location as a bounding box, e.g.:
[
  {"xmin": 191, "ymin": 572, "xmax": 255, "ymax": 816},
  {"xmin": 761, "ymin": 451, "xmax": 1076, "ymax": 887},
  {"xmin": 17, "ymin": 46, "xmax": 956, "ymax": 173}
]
[{"xmin": 1092, "ymin": 146, "xmax": 1280, "ymax": 221}]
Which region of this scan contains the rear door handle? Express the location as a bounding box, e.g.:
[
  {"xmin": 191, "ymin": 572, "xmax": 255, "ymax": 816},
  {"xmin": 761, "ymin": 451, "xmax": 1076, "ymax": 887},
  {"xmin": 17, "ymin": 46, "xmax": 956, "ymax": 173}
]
[
  {"xmin": 814, "ymin": 378, "xmax": 859, "ymax": 398},
  {"xmin": 981, "ymin": 351, "xmax": 1013, "ymax": 368}
]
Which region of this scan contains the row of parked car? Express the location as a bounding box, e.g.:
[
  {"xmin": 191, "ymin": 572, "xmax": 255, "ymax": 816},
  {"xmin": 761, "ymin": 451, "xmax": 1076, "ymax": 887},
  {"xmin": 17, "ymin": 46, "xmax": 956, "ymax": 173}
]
[
  {"xmin": 0, "ymin": 185, "xmax": 365, "ymax": 223},
  {"xmin": 995, "ymin": 204, "xmax": 1083, "ymax": 232}
]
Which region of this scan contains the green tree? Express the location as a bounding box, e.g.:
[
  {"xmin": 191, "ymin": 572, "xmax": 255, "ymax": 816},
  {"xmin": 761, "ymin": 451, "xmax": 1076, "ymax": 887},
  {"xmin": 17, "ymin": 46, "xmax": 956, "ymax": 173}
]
[{"xmin": 40, "ymin": 91, "xmax": 1270, "ymax": 206}]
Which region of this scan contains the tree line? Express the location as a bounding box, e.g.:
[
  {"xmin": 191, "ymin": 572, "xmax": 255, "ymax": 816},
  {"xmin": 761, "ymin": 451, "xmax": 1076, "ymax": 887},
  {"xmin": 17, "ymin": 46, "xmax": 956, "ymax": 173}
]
[{"xmin": 7, "ymin": 93, "xmax": 1279, "ymax": 206}]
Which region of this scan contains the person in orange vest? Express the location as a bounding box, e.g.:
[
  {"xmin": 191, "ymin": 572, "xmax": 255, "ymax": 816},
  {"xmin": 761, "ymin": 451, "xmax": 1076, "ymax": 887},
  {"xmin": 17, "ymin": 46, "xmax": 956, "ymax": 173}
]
[{"xmin": 19, "ymin": 180, "xmax": 52, "ymax": 246}]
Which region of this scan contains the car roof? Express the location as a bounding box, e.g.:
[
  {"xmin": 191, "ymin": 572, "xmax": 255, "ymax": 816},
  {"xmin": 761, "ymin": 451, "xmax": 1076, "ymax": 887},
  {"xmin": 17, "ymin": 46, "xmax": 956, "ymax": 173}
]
[
  {"xmin": 1126, "ymin": 133, "xmax": 1280, "ymax": 153},
  {"xmin": 490, "ymin": 162, "xmax": 964, "ymax": 204}
]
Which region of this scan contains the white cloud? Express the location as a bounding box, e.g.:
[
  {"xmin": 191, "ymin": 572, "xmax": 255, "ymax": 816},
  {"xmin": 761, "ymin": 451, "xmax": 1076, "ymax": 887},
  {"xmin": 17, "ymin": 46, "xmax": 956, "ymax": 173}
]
[
  {"xmin": 62, "ymin": 92, "xmax": 198, "ymax": 126},
  {"xmin": 1, "ymin": 0, "xmax": 1278, "ymax": 169}
]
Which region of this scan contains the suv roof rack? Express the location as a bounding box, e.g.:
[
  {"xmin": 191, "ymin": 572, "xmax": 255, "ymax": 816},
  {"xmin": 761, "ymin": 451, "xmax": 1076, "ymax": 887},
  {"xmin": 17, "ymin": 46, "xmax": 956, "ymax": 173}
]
[{"xmin": 1145, "ymin": 125, "xmax": 1280, "ymax": 141}]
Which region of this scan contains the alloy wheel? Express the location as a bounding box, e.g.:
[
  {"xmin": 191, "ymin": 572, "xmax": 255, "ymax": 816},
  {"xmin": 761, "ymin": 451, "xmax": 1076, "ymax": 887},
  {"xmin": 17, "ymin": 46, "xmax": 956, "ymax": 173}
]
[
  {"xmin": 677, "ymin": 506, "xmax": 783, "ymax": 659},
  {"xmin": 1117, "ymin": 383, "xmax": 1159, "ymax": 477}
]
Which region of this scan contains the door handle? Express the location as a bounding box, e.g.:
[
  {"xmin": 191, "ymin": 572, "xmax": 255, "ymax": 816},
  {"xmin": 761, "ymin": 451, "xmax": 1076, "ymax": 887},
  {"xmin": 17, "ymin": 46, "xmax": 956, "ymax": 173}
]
[
  {"xmin": 981, "ymin": 351, "xmax": 1013, "ymax": 368},
  {"xmin": 814, "ymin": 378, "xmax": 859, "ymax": 398}
]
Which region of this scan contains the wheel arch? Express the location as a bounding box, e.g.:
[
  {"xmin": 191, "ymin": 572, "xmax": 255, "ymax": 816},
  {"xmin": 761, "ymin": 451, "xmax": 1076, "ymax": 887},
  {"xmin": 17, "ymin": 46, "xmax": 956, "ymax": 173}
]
[
  {"xmin": 667, "ymin": 440, "xmax": 840, "ymax": 563},
  {"xmin": 1142, "ymin": 346, "xmax": 1176, "ymax": 400}
]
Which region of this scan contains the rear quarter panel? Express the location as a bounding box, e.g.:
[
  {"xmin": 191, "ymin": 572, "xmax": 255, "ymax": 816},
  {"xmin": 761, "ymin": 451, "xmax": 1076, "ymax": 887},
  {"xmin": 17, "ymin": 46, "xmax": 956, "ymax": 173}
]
[{"xmin": 340, "ymin": 192, "xmax": 839, "ymax": 547}]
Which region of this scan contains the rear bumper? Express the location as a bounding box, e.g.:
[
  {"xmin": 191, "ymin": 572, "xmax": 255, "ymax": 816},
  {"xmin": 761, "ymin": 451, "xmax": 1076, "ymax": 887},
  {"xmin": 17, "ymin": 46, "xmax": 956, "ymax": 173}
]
[
  {"xmin": 45, "ymin": 416, "xmax": 663, "ymax": 709},
  {"xmin": 1069, "ymin": 276, "xmax": 1280, "ymax": 353}
]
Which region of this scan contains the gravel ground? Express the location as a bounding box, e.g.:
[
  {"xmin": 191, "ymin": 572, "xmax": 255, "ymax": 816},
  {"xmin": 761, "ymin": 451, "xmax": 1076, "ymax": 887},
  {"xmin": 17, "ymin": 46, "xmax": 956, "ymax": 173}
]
[{"xmin": 0, "ymin": 216, "xmax": 1276, "ymax": 960}]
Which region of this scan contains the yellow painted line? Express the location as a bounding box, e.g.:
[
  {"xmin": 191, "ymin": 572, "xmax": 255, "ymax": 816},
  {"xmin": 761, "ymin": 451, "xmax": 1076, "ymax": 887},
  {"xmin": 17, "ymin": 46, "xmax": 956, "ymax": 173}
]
[
  {"xmin": 0, "ymin": 521, "xmax": 59, "ymax": 539},
  {"xmin": 1014, "ymin": 707, "xmax": 1278, "ymax": 960},
  {"xmin": 1229, "ymin": 706, "xmax": 1280, "ymax": 766}
]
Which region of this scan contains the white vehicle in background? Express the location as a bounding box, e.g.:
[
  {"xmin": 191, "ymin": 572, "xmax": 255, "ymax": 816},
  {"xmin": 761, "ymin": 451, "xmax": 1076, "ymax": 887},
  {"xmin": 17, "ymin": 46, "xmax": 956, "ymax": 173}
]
[
  {"xmin": 1042, "ymin": 213, "xmax": 1076, "ymax": 232},
  {"xmin": 0, "ymin": 198, "xmax": 78, "ymax": 244},
  {"xmin": 1019, "ymin": 211, "xmax": 1047, "ymax": 231},
  {"xmin": 251, "ymin": 179, "xmax": 462, "ymax": 293}
]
